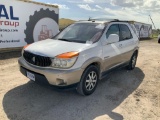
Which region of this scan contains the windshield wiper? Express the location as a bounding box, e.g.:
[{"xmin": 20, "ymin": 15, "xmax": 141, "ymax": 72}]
[
  {"xmin": 58, "ymin": 38, "xmax": 86, "ymax": 43},
  {"xmin": 58, "ymin": 38, "xmax": 73, "ymax": 42}
]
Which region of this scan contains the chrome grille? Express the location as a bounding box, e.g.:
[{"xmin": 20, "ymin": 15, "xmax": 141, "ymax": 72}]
[{"xmin": 23, "ymin": 51, "xmax": 52, "ymax": 67}]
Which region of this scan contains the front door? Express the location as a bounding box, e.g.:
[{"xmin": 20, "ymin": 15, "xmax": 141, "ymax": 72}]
[{"xmin": 102, "ymin": 24, "xmax": 123, "ymax": 72}]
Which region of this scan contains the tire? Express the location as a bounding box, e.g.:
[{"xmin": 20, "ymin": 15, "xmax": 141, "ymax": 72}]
[
  {"xmin": 158, "ymin": 38, "xmax": 160, "ymax": 43},
  {"xmin": 24, "ymin": 8, "xmax": 58, "ymax": 44},
  {"xmin": 77, "ymin": 65, "xmax": 99, "ymax": 96},
  {"xmin": 127, "ymin": 53, "xmax": 138, "ymax": 70}
]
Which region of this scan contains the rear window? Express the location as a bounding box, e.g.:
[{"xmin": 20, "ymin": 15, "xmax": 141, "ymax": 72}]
[{"xmin": 130, "ymin": 23, "xmax": 139, "ymax": 38}]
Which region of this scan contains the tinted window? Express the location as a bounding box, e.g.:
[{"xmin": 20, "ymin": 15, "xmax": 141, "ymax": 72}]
[
  {"xmin": 106, "ymin": 24, "xmax": 119, "ymax": 38},
  {"xmin": 119, "ymin": 24, "xmax": 132, "ymax": 40}
]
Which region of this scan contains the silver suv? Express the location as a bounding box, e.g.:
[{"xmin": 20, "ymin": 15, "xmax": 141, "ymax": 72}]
[{"xmin": 19, "ymin": 19, "xmax": 139, "ymax": 95}]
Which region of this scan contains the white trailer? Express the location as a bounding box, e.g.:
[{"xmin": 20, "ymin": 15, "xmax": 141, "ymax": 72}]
[
  {"xmin": 0, "ymin": 0, "xmax": 59, "ymax": 49},
  {"xmin": 133, "ymin": 21, "xmax": 152, "ymax": 39}
]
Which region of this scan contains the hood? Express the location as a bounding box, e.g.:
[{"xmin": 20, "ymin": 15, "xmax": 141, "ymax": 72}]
[{"xmin": 25, "ymin": 39, "xmax": 91, "ymax": 57}]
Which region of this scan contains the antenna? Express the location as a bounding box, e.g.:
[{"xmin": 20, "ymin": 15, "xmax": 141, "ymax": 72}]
[{"xmin": 88, "ymin": 16, "xmax": 92, "ymax": 21}]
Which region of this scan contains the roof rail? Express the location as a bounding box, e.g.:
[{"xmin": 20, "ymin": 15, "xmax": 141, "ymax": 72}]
[
  {"xmin": 78, "ymin": 18, "xmax": 134, "ymax": 23},
  {"xmin": 112, "ymin": 20, "xmax": 133, "ymax": 23},
  {"xmin": 88, "ymin": 18, "xmax": 119, "ymax": 22}
]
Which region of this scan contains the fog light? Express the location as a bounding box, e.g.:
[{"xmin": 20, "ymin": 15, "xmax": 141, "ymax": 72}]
[{"xmin": 56, "ymin": 78, "xmax": 67, "ymax": 85}]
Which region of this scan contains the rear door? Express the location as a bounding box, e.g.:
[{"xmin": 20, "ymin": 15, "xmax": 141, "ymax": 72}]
[{"xmin": 118, "ymin": 23, "xmax": 136, "ymax": 63}]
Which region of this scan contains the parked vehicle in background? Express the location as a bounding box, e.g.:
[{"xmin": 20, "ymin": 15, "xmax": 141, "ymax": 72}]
[
  {"xmin": 19, "ymin": 19, "xmax": 139, "ymax": 95},
  {"xmin": 132, "ymin": 21, "xmax": 152, "ymax": 39},
  {"xmin": 158, "ymin": 34, "xmax": 160, "ymax": 43}
]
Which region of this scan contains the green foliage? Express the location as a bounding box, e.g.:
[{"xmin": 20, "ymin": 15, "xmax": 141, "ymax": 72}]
[
  {"xmin": 59, "ymin": 18, "xmax": 76, "ymax": 30},
  {"xmin": 151, "ymin": 29, "xmax": 160, "ymax": 38}
]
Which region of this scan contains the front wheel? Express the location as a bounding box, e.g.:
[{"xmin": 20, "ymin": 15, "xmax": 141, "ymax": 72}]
[
  {"xmin": 77, "ymin": 65, "xmax": 99, "ymax": 96},
  {"xmin": 127, "ymin": 53, "xmax": 137, "ymax": 70}
]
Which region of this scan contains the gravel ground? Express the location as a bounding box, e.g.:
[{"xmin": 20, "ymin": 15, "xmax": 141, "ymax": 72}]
[{"xmin": 0, "ymin": 40, "xmax": 160, "ymax": 120}]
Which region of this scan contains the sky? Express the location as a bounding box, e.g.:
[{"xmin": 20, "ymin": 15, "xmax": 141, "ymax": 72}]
[{"xmin": 35, "ymin": 0, "xmax": 160, "ymax": 29}]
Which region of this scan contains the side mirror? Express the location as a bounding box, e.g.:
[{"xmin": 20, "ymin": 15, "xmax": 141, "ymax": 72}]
[{"xmin": 107, "ymin": 34, "xmax": 119, "ymax": 44}]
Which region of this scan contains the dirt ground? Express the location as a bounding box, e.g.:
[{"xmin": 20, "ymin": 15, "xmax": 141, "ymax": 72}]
[{"xmin": 0, "ymin": 39, "xmax": 160, "ymax": 120}]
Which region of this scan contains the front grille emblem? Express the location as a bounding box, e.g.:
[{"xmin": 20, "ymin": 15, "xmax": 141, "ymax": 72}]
[
  {"xmin": 32, "ymin": 57, "xmax": 35, "ymax": 63},
  {"xmin": 23, "ymin": 51, "xmax": 51, "ymax": 67}
]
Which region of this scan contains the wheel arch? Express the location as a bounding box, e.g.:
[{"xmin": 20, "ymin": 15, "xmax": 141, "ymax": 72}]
[
  {"xmin": 81, "ymin": 57, "xmax": 103, "ymax": 77},
  {"xmin": 134, "ymin": 49, "xmax": 139, "ymax": 56}
]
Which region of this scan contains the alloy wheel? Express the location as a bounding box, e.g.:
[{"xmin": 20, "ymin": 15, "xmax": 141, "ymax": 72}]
[{"xmin": 85, "ymin": 71, "xmax": 97, "ymax": 91}]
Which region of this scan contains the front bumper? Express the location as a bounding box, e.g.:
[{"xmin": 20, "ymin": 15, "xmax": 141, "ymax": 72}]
[{"xmin": 18, "ymin": 57, "xmax": 84, "ymax": 88}]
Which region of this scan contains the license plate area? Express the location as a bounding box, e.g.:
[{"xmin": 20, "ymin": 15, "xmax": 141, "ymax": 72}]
[{"xmin": 27, "ymin": 71, "xmax": 35, "ymax": 81}]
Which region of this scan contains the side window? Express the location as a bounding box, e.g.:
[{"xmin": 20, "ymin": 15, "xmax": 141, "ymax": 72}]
[
  {"xmin": 106, "ymin": 24, "xmax": 119, "ymax": 39},
  {"xmin": 119, "ymin": 24, "xmax": 133, "ymax": 40}
]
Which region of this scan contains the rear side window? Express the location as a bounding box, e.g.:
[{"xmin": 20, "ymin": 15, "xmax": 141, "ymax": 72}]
[
  {"xmin": 106, "ymin": 24, "xmax": 119, "ymax": 39},
  {"xmin": 130, "ymin": 24, "xmax": 137, "ymax": 34},
  {"xmin": 119, "ymin": 24, "xmax": 132, "ymax": 40}
]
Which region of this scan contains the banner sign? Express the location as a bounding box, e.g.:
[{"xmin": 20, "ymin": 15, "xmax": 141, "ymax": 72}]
[{"xmin": 0, "ymin": 0, "xmax": 59, "ymax": 48}]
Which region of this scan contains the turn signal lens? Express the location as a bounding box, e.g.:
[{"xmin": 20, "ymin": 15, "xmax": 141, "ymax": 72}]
[
  {"xmin": 23, "ymin": 44, "xmax": 30, "ymax": 49},
  {"xmin": 57, "ymin": 52, "xmax": 79, "ymax": 59}
]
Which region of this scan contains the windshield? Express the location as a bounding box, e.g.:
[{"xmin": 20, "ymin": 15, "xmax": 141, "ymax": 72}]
[{"xmin": 54, "ymin": 23, "xmax": 105, "ymax": 43}]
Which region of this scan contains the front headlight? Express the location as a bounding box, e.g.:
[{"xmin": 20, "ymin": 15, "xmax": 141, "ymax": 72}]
[{"xmin": 51, "ymin": 52, "xmax": 79, "ymax": 68}]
